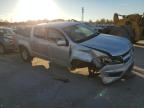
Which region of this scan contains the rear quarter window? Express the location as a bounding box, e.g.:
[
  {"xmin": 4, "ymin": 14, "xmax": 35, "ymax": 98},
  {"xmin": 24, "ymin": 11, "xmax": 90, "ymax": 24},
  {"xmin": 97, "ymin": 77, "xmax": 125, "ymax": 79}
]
[
  {"xmin": 33, "ymin": 27, "xmax": 47, "ymax": 39},
  {"xmin": 16, "ymin": 27, "xmax": 31, "ymax": 37}
]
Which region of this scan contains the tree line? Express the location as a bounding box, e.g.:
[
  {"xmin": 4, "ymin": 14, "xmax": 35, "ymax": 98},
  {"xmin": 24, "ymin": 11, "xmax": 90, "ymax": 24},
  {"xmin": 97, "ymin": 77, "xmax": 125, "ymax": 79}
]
[
  {"xmin": 0, "ymin": 18, "xmax": 113, "ymax": 27},
  {"xmin": 89, "ymin": 19, "xmax": 113, "ymax": 24}
]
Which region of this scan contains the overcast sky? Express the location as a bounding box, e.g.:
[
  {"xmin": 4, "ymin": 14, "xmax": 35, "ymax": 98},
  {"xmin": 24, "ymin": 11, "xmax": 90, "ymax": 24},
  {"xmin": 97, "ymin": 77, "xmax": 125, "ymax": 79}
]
[{"xmin": 0, "ymin": 0, "xmax": 144, "ymax": 22}]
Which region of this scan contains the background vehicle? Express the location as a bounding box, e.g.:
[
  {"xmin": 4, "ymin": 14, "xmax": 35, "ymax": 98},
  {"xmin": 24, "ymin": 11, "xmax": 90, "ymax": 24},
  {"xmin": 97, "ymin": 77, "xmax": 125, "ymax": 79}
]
[{"xmin": 0, "ymin": 27, "xmax": 16, "ymax": 54}]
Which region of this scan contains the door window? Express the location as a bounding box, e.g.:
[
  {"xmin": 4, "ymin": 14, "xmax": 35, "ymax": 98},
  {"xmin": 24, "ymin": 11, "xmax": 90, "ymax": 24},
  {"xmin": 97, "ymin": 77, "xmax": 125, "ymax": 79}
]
[{"xmin": 47, "ymin": 29, "xmax": 65, "ymax": 43}]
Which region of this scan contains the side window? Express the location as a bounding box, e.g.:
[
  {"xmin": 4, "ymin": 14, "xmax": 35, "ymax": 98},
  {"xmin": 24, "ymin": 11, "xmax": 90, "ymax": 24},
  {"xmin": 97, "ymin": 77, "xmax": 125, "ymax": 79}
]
[
  {"xmin": 34, "ymin": 27, "xmax": 47, "ymax": 39},
  {"xmin": 47, "ymin": 29, "xmax": 65, "ymax": 43},
  {"xmin": 16, "ymin": 27, "xmax": 31, "ymax": 37}
]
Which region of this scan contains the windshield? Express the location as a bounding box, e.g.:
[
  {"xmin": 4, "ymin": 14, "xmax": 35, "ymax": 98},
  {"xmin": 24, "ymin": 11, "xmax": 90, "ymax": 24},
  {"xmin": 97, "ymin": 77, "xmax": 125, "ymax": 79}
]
[{"xmin": 63, "ymin": 24, "xmax": 98, "ymax": 43}]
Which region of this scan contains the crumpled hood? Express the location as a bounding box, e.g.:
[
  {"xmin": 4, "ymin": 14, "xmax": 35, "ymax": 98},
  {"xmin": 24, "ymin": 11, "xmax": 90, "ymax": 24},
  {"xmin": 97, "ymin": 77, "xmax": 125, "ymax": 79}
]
[{"xmin": 80, "ymin": 34, "xmax": 132, "ymax": 56}]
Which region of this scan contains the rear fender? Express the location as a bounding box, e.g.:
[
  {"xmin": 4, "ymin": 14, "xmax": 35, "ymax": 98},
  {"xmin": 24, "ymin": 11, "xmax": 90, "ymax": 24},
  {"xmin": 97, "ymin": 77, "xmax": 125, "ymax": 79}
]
[{"xmin": 18, "ymin": 42, "xmax": 31, "ymax": 55}]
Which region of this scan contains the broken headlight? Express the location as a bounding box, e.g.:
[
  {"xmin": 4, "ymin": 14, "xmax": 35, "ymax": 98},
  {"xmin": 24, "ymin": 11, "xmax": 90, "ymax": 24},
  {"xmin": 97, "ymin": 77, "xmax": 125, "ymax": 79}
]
[
  {"xmin": 101, "ymin": 56, "xmax": 112, "ymax": 64},
  {"xmin": 92, "ymin": 50, "xmax": 112, "ymax": 64},
  {"xmin": 92, "ymin": 50, "xmax": 123, "ymax": 65}
]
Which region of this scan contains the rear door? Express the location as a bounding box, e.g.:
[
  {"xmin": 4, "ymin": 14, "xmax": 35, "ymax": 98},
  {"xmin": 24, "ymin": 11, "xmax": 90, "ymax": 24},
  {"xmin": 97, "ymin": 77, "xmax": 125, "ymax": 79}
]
[{"xmin": 31, "ymin": 26, "xmax": 50, "ymax": 59}]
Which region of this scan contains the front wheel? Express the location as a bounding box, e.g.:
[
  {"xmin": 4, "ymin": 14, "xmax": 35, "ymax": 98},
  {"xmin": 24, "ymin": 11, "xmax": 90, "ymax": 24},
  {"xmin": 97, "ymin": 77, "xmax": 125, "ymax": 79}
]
[
  {"xmin": 20, "ymin": 47, "xmax": 32, "ymax": 62},
  {"xmin": 88, "ymin": 65, "xmax": 100, "ymax": 77}
]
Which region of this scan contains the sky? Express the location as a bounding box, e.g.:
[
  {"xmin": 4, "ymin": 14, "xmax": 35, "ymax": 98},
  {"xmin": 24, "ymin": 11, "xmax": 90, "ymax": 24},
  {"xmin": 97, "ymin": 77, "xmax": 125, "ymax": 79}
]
[{"xmin": 0, "ymin": 0, "xmax": 144, "ymax": 22}]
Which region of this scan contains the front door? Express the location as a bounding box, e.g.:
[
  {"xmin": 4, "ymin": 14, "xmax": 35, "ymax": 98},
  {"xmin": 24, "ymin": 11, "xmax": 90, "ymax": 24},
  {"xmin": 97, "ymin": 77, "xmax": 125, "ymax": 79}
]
[{"xmin": 47, "ymin": 28, "xmax": 69, "ymax": 67}]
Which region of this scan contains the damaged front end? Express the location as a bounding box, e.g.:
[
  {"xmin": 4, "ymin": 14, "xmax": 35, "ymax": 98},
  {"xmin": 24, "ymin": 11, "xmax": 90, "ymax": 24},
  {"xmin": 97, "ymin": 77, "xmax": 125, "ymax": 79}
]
[
  {"xmin": 70, "ymin": 45, "xmax": 134, "ymax": 84},
  {"xmin": 99, "ymin": 49, "xmax": 134, "ymax": 84}
]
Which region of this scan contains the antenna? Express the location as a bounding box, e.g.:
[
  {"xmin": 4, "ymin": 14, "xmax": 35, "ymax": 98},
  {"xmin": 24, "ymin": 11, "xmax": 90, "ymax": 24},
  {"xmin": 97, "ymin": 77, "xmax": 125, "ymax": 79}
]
[{"xmin": 82, "ymin": 7, "xmax": 84, "ymax": 22}]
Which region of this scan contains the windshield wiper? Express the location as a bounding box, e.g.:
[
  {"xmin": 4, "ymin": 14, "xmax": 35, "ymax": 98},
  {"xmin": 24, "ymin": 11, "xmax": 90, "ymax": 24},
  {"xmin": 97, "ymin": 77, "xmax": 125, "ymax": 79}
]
[
  {"xmin": 91, "ymin": 32, "xmax": 100, "ymax": 36},
  {"xmin": 76, "ymin": 32, "xmax": 99, "ymax": 43}
]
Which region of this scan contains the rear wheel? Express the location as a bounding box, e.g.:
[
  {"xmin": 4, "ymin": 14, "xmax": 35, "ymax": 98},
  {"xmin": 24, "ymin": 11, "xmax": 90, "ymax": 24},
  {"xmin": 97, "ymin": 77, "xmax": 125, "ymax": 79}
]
[
  {"xmin": 20, "ymin": 47, "xmax": 32, "ymax": 62},
  {"xmin": 0, "ymin": 44, "xmax": 5, "ymax": 54}
]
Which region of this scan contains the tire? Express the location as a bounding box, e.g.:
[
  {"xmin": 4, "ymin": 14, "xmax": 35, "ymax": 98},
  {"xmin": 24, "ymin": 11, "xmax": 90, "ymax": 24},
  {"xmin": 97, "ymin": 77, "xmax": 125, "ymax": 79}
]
[
  {"xmin": 88, "ymin": 63, "xmax": 100, "ymax": 78},
  {"xmin": 20, "ymin": 47, "xmax": 32, "ymax": 62},
  {"xmin": 0, "ymin": 44, "xmax": 5, "ymax": 54},
  {"xmin": 49, "ymin": 62, "xmax": 56, "ymax": 68}
]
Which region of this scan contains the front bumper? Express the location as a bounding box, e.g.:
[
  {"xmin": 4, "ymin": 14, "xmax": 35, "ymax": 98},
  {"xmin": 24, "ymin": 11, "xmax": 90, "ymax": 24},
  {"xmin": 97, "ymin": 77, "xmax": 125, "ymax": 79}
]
[{"xmin": 99, "ymin": 56, "xmax": 134, "ymax": 84}]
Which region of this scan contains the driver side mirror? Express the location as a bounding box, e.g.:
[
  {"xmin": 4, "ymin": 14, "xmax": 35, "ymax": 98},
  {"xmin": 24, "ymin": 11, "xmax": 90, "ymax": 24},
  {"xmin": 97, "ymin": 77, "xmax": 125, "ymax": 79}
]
[{"xmin": 57, "ymin": 39, "xmax": 67, "ymax": 46}]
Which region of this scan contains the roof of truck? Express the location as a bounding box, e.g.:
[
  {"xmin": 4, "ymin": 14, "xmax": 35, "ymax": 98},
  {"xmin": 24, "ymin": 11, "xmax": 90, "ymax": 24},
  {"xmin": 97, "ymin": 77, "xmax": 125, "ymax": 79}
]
[{"xmin": 36, "ymin": 21, "xmax": 80, "ymax": 29}]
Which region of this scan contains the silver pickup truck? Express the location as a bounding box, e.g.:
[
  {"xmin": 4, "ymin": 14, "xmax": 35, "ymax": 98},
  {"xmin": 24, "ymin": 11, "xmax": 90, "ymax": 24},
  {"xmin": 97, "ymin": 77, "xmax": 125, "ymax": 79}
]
[{"xmin": 16, "ymin": 22, "xmax": 134, "ymax": 84}]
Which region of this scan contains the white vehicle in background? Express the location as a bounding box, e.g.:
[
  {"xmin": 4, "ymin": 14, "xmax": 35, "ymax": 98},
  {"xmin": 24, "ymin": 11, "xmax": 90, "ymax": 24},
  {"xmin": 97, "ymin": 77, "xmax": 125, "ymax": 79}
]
[
  {"xmin": 0, "ymin": 27, "xmax": 16, "ymax": 54},
  {"xmin": 16, "ymin": 22, "xmax": 134, "ymax": 84}
]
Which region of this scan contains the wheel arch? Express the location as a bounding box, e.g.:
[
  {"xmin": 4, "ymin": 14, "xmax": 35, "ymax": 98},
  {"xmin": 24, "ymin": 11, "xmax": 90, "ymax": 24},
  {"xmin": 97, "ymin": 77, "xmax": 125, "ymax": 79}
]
[{"xmin": 18, "ymin": 44, "xmax": 32, "ymax": 56}]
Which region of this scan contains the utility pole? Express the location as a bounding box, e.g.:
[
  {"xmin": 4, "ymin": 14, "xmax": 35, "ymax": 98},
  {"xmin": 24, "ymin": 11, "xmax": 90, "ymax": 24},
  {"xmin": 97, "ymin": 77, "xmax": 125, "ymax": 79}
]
[{"xmin": 82, "ymin": 7, "xmax": 84, "ymax": 22}]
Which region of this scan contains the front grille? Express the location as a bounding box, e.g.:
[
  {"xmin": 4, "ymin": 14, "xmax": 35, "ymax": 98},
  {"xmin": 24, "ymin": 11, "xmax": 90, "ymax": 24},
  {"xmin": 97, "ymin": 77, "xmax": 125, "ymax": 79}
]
[
  {"xmin": 111, "ymin": 56, "xmax": 123, "ymax": 64},
  {"xmin": 111, "ymin": 49, "xmax": 132, "ymax": 64}
]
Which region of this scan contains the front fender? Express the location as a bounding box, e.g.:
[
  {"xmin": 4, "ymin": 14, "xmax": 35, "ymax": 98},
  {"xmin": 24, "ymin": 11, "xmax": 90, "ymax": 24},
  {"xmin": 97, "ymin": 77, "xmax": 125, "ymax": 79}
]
[
  {"xmin": 70, "ymin": 45, "xmax": 93, "ymax": 63},
  {"xmin": 69, "ymin": 45, "xmax": 105, "ymax": 70}
]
